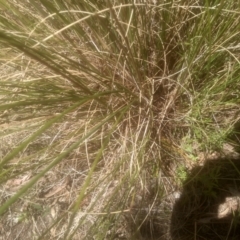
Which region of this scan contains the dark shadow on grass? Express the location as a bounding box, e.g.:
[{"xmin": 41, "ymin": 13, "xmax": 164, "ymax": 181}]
[{"xmin": 171, "ymin": 158, "xmax": 240, "ymax": 240}]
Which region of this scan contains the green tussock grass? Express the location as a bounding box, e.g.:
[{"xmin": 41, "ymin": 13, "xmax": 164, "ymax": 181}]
[{"xmin": 0, "ymin": 0, "xmax": 240, "ymax": 239}]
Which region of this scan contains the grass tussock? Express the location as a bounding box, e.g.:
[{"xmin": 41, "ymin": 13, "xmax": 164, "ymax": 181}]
[{"xmin": 0, "ymin": 0, "xmax": 240, "ymax": 239}]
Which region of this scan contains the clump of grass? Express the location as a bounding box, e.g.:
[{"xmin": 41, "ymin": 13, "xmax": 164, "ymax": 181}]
[{"xmin": 0, "ymin": 0, "xmax": 240, "ymax": 239}]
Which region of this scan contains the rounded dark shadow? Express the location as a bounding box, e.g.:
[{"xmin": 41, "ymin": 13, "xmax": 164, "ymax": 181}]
[{"xmin": 171, "ymin": 158, "xmax": 240, "ymax": 240}]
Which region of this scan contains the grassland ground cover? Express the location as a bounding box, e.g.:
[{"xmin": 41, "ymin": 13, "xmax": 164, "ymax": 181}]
[{"xmin": 0, "ymin": 0, "xmax": 240, "ymax": 239}]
